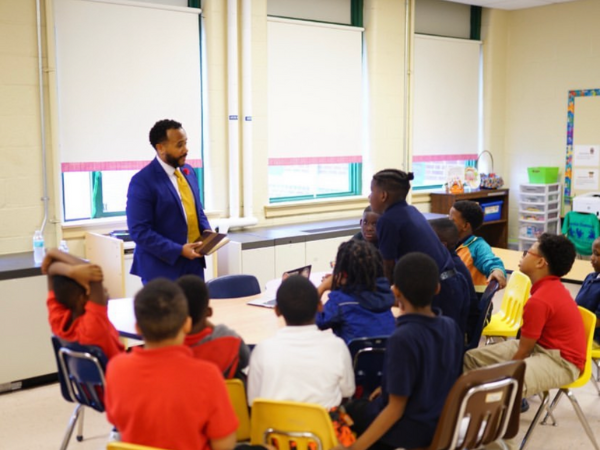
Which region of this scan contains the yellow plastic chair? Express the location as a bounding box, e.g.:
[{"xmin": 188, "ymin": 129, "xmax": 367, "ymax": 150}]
[
  {"xmin": 520, "ymin": 307, "xmax": 600, "ymax": 450},
  {"xmin": 225, "ymin": 379, "xmax": 251, "ymax": 442},
  {"xmin": 481, "ymin": 270, "xmax": 531, "ymax": 342},
  {"xmin": 250, "ymin": 399, "xmax": 338, "ymax": 450},
  {"xmin": 591, "ymin": 347, "xmax": 600, "ymax": 395},
  {"xmin": 107, "ymin": 442, "xmax": 170, "ymax": 450}
]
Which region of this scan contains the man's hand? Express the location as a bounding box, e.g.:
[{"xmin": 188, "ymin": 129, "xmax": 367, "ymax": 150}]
[
  {"xmin": 68, "ymin": 264, "xmax": 103, "ymax": 294},
  {"xmin": 488, "ymin": 269, "xmax": 507, "ymax": 289},
  {"xmin": 181, "ymin": 242, "xmax": 203, "ymax": 260}
]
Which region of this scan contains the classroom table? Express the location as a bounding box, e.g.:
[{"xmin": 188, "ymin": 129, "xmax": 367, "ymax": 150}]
[{"xmin": 492, "ymin": 247, "xmax": 590, "ymax": 284}]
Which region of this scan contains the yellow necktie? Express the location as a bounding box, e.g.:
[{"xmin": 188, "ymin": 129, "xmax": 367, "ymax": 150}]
[{"xmin": 174, "ymin": 169, "xmax": 200, "ymax": 243}]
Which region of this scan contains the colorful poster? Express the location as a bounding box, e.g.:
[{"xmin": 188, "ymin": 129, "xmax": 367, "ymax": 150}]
[
  {"xmin": 574, "ymin": 144, "xmax": 600, "ymax": 166},
  {"xmin": 573, "ymin": 168, "xmax": 599, "ymax": 190}
]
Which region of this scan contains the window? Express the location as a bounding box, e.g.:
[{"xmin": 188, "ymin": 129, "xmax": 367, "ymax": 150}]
[
  {"xmin": 52, "ymin": 0, "xmax": 203, "ymax": 221},
  {"xmin": 267, "ymin": 1, "xmax": 363, "ymax": 203}
]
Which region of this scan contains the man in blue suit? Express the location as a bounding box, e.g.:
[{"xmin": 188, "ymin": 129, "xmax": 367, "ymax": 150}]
[{"xmin": 126, "ymin": 119, "xmax": 211, "ymax": 283}]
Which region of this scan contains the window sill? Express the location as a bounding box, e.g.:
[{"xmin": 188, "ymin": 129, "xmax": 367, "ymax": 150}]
[{"xmin": 264, "ymin": 196, "xmax": 369, "ymax": 219}]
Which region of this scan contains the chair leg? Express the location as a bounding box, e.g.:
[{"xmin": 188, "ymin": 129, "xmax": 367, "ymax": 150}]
[
  {"xmin": 564, "ymin": 389, "xmax": 600, "ymax": 450},
  {"xmin": 60, "ymin": 404, "xmax": 83, "ymax": 450},
  {"xmin": 541, "ymin": 390, "xmax": 563, "ymax": 426},
  {"xmin": 76, "ymin": 406, "xmax": 85, "ymax": 441},
  {"xmin": 520, "ymin": 391, "xmax": 549, "ymax": 450}
]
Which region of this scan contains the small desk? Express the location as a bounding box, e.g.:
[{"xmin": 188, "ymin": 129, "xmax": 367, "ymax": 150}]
[
  {"xmin": 108, "ymin": 296, "xmax": 285, "ymax": 344},
  {"xmin": 492, "ymin": 247, "xmax": 590, "ymax": 284}
]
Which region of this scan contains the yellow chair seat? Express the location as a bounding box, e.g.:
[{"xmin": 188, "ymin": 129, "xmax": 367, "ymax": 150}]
[{"xmin": 482, "ymin": 270, "xmax": 531, "ymax": 340}]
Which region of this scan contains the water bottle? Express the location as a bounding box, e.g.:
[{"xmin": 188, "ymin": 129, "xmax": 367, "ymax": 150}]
[
  {"xmin": 59, "ymin": 240, "xmax": 69, "ymax": 253},
  {"xmin": 33, "ymin": 230, "xmax": 45, "ymax": 265}
]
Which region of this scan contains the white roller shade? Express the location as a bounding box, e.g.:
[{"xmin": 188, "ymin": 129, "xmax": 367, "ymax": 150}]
[
  {"xmin": 267, "ymin": 17, "xmax": 363, "ymax": 164},
  {"xmin": 413, "ymin": 34, "xmax": 481, "ymax": 162},
  {"xmin": 53, "ymin": 0, "xmax": 202, "ymax": 171}
]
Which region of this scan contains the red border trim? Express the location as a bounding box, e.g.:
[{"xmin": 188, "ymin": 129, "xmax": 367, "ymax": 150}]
[
  {"xmin": 413, "ymin": 154, "xmax": 477, "ymax": 162},
  {"xmin": 61, "ymin": 159, "xmax": 203, "ymax": 172},
  {"xmin": 268, "ymin": 156, "xmax": 362, "ymax": 166}
]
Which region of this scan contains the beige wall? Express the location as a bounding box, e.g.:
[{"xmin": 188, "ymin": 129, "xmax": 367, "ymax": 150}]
[
  {"xmin": 5, "ymin": 0, "xmax": 599, "ymax": 256},
  {"xmin": 487, "ymin": 0, "xmax": 600, "ymax": 242},
  {"xmin": 0, "ymin": 0, "xmax": 59, "ymax": 254}
]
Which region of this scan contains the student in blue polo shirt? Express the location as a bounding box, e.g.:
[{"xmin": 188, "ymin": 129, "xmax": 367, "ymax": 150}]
[
  {"xmin": 368, "ymin": 168, "xmax": 470, "ymax": 334},
  {"xmin": 576, "ymin": 236, "xmax": 600, "ymax": 345},
  {"xmin": 340, "ymin": 252, "xmax": 463, "ymax": 450}
]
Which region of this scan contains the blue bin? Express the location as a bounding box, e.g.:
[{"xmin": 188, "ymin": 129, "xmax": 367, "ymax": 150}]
[{"xmin": 479, "ymin": 200, "xmax": 503, "ymax": 222}]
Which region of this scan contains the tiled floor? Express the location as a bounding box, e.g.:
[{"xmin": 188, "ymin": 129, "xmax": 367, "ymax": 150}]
[{"xmin": 2, "ymin": 281, "xmax": 598, "ymax": 450}]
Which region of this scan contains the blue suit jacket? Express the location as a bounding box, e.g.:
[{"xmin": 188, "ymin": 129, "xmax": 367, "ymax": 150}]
[{"xmin": 126, "ymin": 158, "xmax": 211, "ymax": 282}]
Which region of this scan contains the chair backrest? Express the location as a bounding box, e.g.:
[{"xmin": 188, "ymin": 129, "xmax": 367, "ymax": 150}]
[
  {"xmin": 107, "ymin": 442, "xmax": 170, "ymax": 450},
  {"xmin": 206, "ymin": 274, "xmax": 261, "ymax": 299},
  {"xmin": 497, "ymin": 270, "xmax": 531, "ymax": 327},
  {"xmin": 427, "ymin": 360, "xmax": 525, "ymax": 450},
  {"xmin": 347, "ymin": 336, "xmax": 388, "ymax": 399},
  {"xmin": 51, "ymin": 336, "xmax": 108, "ymax": 413},
  {"xmin": 250, "ymin": 399, "xmax": 338, "ymax": 450},
  {"xmin": 466, "ymin": 280, "xmax": 499, "ymax": 351},
  {"xmin": 225, "ymin": 379, "xmax": 251, "ymax": 441},
  {"xmin": 568, "ymin": 307, "xmax": 596, "ymax": 389}
]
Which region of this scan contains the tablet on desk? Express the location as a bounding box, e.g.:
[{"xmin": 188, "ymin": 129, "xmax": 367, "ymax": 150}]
[{"xmin": 247, "ymin": 265, "xmax": 312, "ymax": 308}]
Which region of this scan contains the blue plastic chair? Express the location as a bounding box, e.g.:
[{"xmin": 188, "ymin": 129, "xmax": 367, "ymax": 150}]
[
  {"xmin": 206, "ymin": 274, "xmax": 261, "ymax": 299},
  {"xmin": 347, "ymin": 336, "xmax": 389, "ymax": 399},
  {"xmin": 51, "ymin": 336, "xmax": 108, "ymax": 450},
  {"xmin": 465, "ymin": 279, "xmax": 500, "ymax": 352}
]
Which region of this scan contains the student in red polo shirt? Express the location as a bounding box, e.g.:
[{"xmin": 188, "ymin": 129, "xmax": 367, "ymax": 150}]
[
  {"xmin": 105, "ymin": 278, "xmax": 238, "ymax": 450},
  {"xmin": 43, "ymin": 248, "xmax": 124, "ymax": 359},
  {"xmin": 464, "ymin": 233, "xmax": 586, "ymax": 398}
]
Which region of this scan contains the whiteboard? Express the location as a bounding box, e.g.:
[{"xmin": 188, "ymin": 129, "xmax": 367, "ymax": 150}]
[{"xmin": 53, "ymin": 0, "xmax": 202, "ymax": 167}]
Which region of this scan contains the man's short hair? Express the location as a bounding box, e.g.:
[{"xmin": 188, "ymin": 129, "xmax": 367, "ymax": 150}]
[
  {"xmin": 372, "ymin": 169, "xmax": 415, "ymax": 202},
  {"xmin": 537, "ymin": 233, "xmax": 576, "ymax": 277},
  {"xmin": 53, "ymin": 275, "xmax": 86, "ymax": 309},
  {"xmin": 134, "ymin": 278, "xmax": 189, "ymax": 342},
  {"xmin": 393, "ymin": 252, "xmax": 439, "ymax": 308},
  {"xmin": 430, "ymin": 218, "xmax": 459, "ymax": 250},
  {"xmin": 149, "ymin": 119, "xmax": 182, "ymax": 149},
  {"xmin": 176, "ymin": 275, "xmax": 209, "ymax": 327},
  {"xmin": 453, "ymin": 201, "xmax": 484, "ymax": 231},
  {"xmin": 276, "ymin": 275, "xmax": 319, "ymax": 326}
]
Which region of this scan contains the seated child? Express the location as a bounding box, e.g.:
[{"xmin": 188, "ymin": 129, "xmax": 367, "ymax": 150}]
[
  {"xmin": 369, "ymin": 169, "xmax": 470, "ymax": 334},
  {"xmin": 430, "ymin": 218, "xmax": 479, "ymax": 344},
  {"xmin": 316, "ymin": 239, "xmax": 395, "ymax": 343},
  {"xmin": 464, "ymin": 234, "xmax": 585, "ymax": 399},
  {"xmin": 342, "ymin": 252, "xmax": 464, "ymax": 450},
  {"xmin": 575, "ymin": 236, "xmax": 600, "ymax": 346},
  {"xmin": 449, "ymin": 200, "xmax": 507, "ymax": 292},
  {"xmin": 247, "ymin": 275, "xmax": 355, "ymax": 409},
  {"xmin": 105, "ymin": 278, "xmax": 238, "ymax": 450},
  {"xmin": 176, "ymin": 274, "xmax": 250, "ymax": 379},
  {"xmin": 43, "ymin": 248, "xmax": 124, "ymax": 359},
  {"xmin": 352, "ymin": 206, "xmax": 381, "ymax": 248}
]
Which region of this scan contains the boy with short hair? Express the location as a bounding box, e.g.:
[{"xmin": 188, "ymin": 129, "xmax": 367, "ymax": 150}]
[
  {"xmin": 449, "ymin": 200, "xmax": 507, "ymax": 292},
  {"xmin": 352, "ymin": 206, "xmax": 381, "ymax": 248},
  {"xmin": 43, "ymin": 248, "xmax": 124, "ymax": 359},
  {"xmin": 575, "ymin": 236, "xmax": 600, "ymax": 345},
  {"xmin": 369, "ymin": 169, "xmax": 470, "ymax": 334},
  {"xmin": 464, "ymin": 233, "xmax": 586, "ymax": 398},
  {"xmin": 105, "ymin": 278, "xmax": 238, "ymax": 450},
  {"xmin": 340, "ymin": 252, "xmax": 463, "ymax": 450},
  {"xmin": 176, "ymin": 274, "xmax": 250, "ymax": 379},
  {"xmin": 247, "ymin": 275, "xmax": 355, "ymax": 409}
]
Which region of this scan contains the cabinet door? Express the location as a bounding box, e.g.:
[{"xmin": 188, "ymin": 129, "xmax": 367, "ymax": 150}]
[
  {"xmin": 241, "ymin": 247, "xmax": 276, "ymax": 290},
  {"xmin": 305, "ymin": 235, "xmax": 352, "ymax": 273},
  {"xmin": 274, "ymin": 242, "xmax": 306, "ymax": 278}
]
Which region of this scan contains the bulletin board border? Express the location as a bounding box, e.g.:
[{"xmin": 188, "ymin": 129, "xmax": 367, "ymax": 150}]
[{"xmin": 565, "ymin": 88, "xmax": 600, "ymax": 204}]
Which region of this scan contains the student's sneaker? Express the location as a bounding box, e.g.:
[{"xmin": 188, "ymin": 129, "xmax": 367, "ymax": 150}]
[
  {"xmin": 521, "ymin": 398, "xmax": 530, "ymax": 413},
  {"xmin": 108, "ymin": 428, "xmax": 121, "ymax": 442}
]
